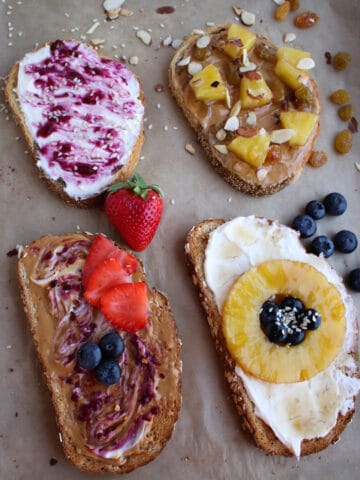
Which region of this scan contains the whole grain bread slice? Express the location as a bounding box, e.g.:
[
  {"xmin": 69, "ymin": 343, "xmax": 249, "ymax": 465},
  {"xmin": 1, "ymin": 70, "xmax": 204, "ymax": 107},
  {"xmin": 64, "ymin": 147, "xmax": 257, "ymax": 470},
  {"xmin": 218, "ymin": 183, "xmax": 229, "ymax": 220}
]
[
  {"xmin": 17, "ymin": 233, "xmax": 181, "ymax": 473},
  {"xmin": 5, "ymin": 42, "xmax": 144, "ymax": 208},
  {"xmin": 185, "ymin": 219, "xmax": 357, "ymax": 456},
  {"xmin": 169, "ymin": 24, "xmax": 320, "ymax": 196}
]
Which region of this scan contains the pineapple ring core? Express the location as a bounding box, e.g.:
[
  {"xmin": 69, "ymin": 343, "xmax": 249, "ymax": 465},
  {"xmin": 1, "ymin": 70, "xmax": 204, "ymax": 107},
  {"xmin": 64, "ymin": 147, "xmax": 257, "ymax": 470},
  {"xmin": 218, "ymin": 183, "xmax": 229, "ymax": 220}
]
[{"xmin": 222, "ymin": 259, "xmax": 346, "ymax": 384}]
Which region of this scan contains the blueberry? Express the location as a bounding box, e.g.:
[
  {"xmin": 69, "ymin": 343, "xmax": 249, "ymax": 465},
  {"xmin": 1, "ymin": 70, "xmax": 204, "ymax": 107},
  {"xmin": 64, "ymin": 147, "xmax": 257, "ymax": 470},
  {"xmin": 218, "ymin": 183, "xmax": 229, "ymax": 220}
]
[
  {"xmin": 264, "ymin": 321, "xmax": 288, "ymax": 344},
  {"xmin": 297, "ymin": 309, "xmax": 322, "ymax": 330},
  {"xmin": 333, "ymin": 230, "xmax": 358, "ymax": 254},
  {"xmin": 309, "ymin": 235, "xmax": 334, "ymax": 258},
  {"xmin": 348, "ymin": 268, "xmax": 360, "ymax": 292},
  {"xmin": 95, "ymin": 360, "xmax": 121, "ymax": 385},
  {"xmin": 323, "ymin": 192, "xmax": 347, "ymax": 216},
  {"xmin": 99, "ymin": 332, "xmax": 125, "ymax": 360},
  {"xmin": 285, "ymin": 326, "xmax": 305, "ymax": 345},
  {"xmin": 281, "ymin": 296, "xmax": 304, "ymax": 313},
  {"xmin": 260, "ymin": 300, "xmax": 279, "ymax": 328},
  {"xmin": 305, "ymin": 200, "xmax": 326, "ymax": 220},
  {"xmin": 77, "ymin": 342, "xmax": 102, "ymax": 370},
  {"xmin": 292, "ymin": 214, "xmax": 317, "ymax": 238}
]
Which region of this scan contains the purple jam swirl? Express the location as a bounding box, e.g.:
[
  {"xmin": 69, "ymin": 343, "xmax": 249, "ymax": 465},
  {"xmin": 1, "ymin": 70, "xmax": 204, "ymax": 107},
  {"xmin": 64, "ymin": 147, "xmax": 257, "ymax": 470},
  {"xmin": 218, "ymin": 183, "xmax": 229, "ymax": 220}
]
[{"xmin": 18, "ymin": 40, "xmax": 144, "ymax": 200}]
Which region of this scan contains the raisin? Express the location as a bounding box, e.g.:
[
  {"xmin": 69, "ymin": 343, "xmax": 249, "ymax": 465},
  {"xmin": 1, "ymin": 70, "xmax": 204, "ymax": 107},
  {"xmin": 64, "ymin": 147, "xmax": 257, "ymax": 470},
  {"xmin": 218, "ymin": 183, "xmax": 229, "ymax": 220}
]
[
  {"xmin": 266, "ymin": 145, "xmax": 282, "ymax": 163},
  {"xmin": 289, "ymin": 0, "xmax": 300, "ymax": 11},
  {"xmin": 332, "ymin": 52, "xmax": 352, "ymax": 71},
  {"xmin": 309, "ymin": 150, "xmax": 327, "ymax": 168},
  {"xmin": 348, "ymin": 117, "xmax": 358, "ymax": 134},
  {"xmin": 338, "ymin": 105, "xmax": 354, "ymax": 122},
  {"xmin": 275, "ymin": 1, "xmax": 290, "ymax": 21},
  {"xmin": 295, "ymin": 85, "xmax": 313, "ymax": 103},
  {"xmin": 254, "ymin": 42, "xmax": 277, "ymax": 62},
  {"xmin": 294, "ymin": 11, "xmax": 319, "ymax": 29},
  {"xmin": 335, "ymin": 130, "xmax": 352, "ymax": 154},
  {"xmin": 330, "ymin": 89, "xmax": 350, "ymax": 105}
]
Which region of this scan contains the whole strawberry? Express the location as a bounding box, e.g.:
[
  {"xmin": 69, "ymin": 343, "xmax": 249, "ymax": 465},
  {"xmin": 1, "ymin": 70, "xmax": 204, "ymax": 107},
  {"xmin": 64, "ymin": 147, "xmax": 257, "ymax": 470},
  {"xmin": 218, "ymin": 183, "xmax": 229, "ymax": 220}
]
[{"xmin": 105, "ymin": 173, "xmax": 163, "ymax": 252}]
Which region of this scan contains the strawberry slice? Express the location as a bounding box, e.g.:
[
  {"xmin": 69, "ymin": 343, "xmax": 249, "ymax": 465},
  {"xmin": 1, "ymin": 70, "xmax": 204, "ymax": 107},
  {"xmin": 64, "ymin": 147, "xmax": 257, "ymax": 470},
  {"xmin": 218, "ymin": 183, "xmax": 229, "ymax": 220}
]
[
  {"xmin": 82, "ymin": 234, "xmax": 137, "ymax": 288},
  {"xmin": 84, "ymin": 258, "xmax": 133, "ymax": 308},
  {"xmin": 100, "ymin": 282, "xmax": 148, "ymax": 333}
]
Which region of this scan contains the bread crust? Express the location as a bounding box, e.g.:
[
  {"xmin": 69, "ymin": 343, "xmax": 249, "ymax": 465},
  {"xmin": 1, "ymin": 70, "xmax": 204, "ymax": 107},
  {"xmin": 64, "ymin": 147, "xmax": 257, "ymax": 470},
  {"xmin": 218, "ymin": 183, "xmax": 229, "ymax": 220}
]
[
  {"xmin": 5, "ymin": 42, "xmax": 145, "ymax": 208},
  {"xmin": 185, "ymin": 219, "xmax": 356, "ymax": 456},
  {"xmin": 17, "ymin": 233, "xmax": 181, "ymax": 473},
  {"xmin": 169, "ymin": 24, "xmax": 321, "ymax": 196}
]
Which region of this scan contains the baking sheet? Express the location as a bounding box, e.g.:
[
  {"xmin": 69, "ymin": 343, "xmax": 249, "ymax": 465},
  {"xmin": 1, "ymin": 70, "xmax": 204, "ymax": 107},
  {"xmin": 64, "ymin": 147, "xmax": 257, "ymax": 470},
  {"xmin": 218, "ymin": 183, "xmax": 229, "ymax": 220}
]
[{"xmin": 1, "ymin": 0, "xmax": 359, "ymax": 478}]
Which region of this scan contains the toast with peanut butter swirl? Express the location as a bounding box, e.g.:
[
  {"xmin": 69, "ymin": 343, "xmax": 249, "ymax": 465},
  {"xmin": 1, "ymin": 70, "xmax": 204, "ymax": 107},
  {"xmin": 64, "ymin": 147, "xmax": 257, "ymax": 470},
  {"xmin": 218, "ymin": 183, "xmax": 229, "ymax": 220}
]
[
  {"xmin": 17, "ymin": 232, "xmax": 181, "ymax": 473},
  {"xmin": 169, "ymin": 24, "xmax": 320, "ymax": 196}
]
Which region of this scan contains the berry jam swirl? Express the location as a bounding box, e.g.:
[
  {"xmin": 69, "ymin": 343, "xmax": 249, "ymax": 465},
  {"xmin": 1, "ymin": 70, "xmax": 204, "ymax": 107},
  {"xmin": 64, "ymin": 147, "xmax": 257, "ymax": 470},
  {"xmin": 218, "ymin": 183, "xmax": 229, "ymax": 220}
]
[
  {"xmin": 31, "ymin": 236, "xmax": 160, "ymax": 459},
  {"xmin": 17, "ymin": 40, "xmax": 144, "ymax": 200}
]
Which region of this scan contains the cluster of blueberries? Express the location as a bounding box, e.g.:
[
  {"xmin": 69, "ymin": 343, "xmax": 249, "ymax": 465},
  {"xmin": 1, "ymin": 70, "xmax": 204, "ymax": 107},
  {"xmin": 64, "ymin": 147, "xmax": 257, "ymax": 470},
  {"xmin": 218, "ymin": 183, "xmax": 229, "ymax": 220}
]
[
  {"xmin": 76, "ymin": 332, "xmax": 125, "ymax": 385},
  {"xmin": 260, "ymin": 296, "xmax": 321, "ymax": 346},
  {"xmin": 291, "ymin": 192, "xmax": 360, "ymax": 292}
]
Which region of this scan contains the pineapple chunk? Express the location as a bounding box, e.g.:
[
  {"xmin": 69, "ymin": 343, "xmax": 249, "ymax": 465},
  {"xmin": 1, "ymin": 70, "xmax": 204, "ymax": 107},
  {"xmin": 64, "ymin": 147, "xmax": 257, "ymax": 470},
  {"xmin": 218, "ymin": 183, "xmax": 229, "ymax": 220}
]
[
  {"xmin": 240, "ymin": 73, "xmax": 273, "ymax": 109},
  {"xmin": 274, "ymin": 59, "xmax": 308, "ymax": 90},
  {"xmin": 277, "ymin": 46, "xmax": 311, "ymax": 68},
  {"xmin": 223, "ymin": 23, "xmax": 257, "ymax": 59},
  {"xmin": 189, "ymin": 64, "xmax": 227, "ymax": 103},
  {"xmin": 228, "ymin": 132, "xmax": 271, "ymax": 167},
  {"xmin": 280, "ymin": 111, "xmax": 318, "ymax": 146},
  {"xmin": 222, "ymin": 259, "xmax": 346, "ymax": 384}
]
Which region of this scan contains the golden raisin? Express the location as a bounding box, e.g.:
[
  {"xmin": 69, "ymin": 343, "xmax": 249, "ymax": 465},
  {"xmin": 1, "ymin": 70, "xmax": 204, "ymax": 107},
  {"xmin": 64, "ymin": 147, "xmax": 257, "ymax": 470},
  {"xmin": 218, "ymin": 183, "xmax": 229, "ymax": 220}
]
[
  {"xmin": 275, "ymin": 1, "xmax": 291, "ymax": 21},
  {"xmin": 254, "ymin": 42, "xmax": 277, "ymax": 62},
  {"xmin": 295, "ymin": 85, "xmax": 313, "ymax": 103},
  {"xmin": 330, "ymin": 89, "xmax": 350, "ymax": 105},
  {"xmin": 226, "ymin": 62, "xmax": 241, "ymax": 85},
  {"xmin": 335, "ymin": 130, "xmax": 352, "ymax": 154},
  {"xmin": 294, "ymin": 11, "xmax": 319, "ymax": 29},
  {"xmin": 266, "ymin": 145, "xmax": 282, "ymax": 163},
  {"xmin": 332, "ymin": 52, "xmax": 352, "ymax": 71},
  {"xmin": 289, "ymin": 0, "xmax": 300, "ymax": 11},
  {"xmin": 338, "ymin": 105, "xmax": 354, "ymax": 122},
  {"xmin": 309, "ymin": 150, "xmax": 327, "ymax": 168},
  {"xmin": 194, "ymin": 47, "xmax": 207, "ymax": 61},
  {"xmin": 269, "ymin": 78, "xmax": 286, "ymax": 102}
]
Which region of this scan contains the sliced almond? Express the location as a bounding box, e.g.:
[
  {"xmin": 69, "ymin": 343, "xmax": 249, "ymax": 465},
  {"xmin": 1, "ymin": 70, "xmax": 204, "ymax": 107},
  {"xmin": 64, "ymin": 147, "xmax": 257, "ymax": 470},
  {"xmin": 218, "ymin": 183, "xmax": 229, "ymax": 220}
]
[
  {"xmin": 185, "ymin": 143, "xmax": 195, "ymax": 155},
  {"xmin": 259, "ymin": 127, "xmax": 267, "ymax": 136},
  {"xmin": 177, "ymin": 55, "xmax": 191, "ymax": 67},
  {"xmin": 271, "ymin": 129, "xmax": 295, "ymax": 144},
  {"xmin": 86, "ymin": 21, "xmax": 100, "ymax": 35},
  {"xmin": 256, "ymin": 168, "xmax": 268, "ymax": 181},
  {"xmin": 216, "ymin": 129, "xmax": 227, "ymax": 141},
  {"xmin": 296, "ymin": 57, "xmax": 315, "ymax": 70},
  {"xmin": 284, "ymin": 32, "xmax": 296, "ymax": 43},
  {"xmin": 196, "ymin": 35, "xmax": 210, "ymax": 49},
  {"xmin": 355, "ymin": 162, "xmax": 360, "ymax": 172},
  {"xmin": 214, "ymin": 144, "xmax": 228, "ymax": 155},
  {"xmin": 246, "ymin": 111, "xmax": 257, "ymax": 127},
  {"xmin": 192, "ymin": 28, "xmax": 205, "ymax": 35},
  {"xmin": 230, "ymin": 100, "xmax": 241, "ymax": 117},
  {"xmin": 273, "ymin": 0, "xmax": 285, "ymax": 5},
  {"xmin": 224, "ymin": 116, "xmax": 240, "ymax": 132},
  {"xmin": 232, "ymin": 6, "xmax": 243, "ymax": 16},
  {"xmin": 91, "ymin": 38, "xmax": 105, "ymax": 46},
  {"xmin": 225, "ymin": 88, "xmax": 231, "ymax": 109},
  {"xmin": 247, "ymin": 88, "xmax": 266, "ymax": 99},
  {"xmin": 129, "ymin": 56, "xmax": 139, "ymax": 65},
  {"xmin": 163, "ymin": 34, "xmax": 172, "ymax": 46},
  {"xmin": 240, "ymin": 10, "xmax": 256, "ymax": 26},
  {"xmin": 239, "ymin": 62, "xmax": 257, "ymax": 73},
  {"xmin": 171, "ymin": 38, "xmax": 183, "ymax": 49},
  {"xmin": 136, "ymin": 30, "xmax": 152, "ymax": 46},
  {"xmin": 188, "ymin": 62, "xmax": 203, "ymax": 75},
  {"xmin": 242, "ymin": 49, "xmax": 249, "ymax": 66}
]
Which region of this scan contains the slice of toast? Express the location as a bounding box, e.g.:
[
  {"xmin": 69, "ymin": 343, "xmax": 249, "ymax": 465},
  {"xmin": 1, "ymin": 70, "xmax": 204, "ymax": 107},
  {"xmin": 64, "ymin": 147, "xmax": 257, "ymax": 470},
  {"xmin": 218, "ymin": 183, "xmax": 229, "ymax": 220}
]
[
  {"xmin": 17, "ymin": 233, "xmax": 181, "ymax": 473},
  {"xmin": 169, "ymin": 24, "xmax": 320, "ymax": 196},
  {"xmin": 185, "ymin": 218, "xmax": 359, "ymax": 456},
  {"xmin": 5, "ymin": 40, "xmax": 144, "ymax": 208}
]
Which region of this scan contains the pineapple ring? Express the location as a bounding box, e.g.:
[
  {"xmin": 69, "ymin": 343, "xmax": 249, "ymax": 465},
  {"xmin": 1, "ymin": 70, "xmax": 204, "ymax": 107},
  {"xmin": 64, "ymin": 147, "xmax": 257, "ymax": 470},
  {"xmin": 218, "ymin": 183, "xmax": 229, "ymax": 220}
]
[{"xmin": 222, "ymin": 259, "xmax": 346, "ymax": 384}]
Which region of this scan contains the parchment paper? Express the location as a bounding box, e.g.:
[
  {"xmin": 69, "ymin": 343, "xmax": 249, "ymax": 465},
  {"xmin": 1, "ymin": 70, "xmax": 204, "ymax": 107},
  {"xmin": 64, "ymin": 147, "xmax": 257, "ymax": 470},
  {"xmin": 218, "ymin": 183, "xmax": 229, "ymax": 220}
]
[{"xmin": 1, "ymin": 1, "xmax": 359, "ymax": 479}]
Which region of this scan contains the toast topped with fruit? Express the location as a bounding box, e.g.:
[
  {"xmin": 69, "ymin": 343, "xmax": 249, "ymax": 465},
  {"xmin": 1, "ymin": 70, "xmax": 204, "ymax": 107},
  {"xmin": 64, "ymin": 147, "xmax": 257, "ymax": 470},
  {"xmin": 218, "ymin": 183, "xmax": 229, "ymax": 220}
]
[
  {"xmin": 169, "ymin": 24, "xmax": 320, "ymax": 195},
  {"xmin": 5, "ymin": 40, "xmax": 144, "ymax": 207},
  {"xmin": 185, "ymin": 216, "xmax": 360, "ymax": 456},
  {"xmin": 17, "ymin": 233, "xmax": 181, "ymax": 473}
]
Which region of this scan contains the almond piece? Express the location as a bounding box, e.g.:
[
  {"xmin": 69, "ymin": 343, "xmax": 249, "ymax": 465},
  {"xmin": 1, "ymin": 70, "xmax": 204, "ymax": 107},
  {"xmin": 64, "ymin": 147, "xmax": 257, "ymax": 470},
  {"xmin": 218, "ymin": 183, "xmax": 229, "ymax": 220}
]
[
  {"xmin": 129, "ymin": 56, "xmax": 139, "ymax": 65},
  {"xmin": 256, "ymin": 168, "xmax": 268, "ymax": 181},
  {"xmin": 103, "ymin": 0, "xmax": 125, "ymax": 19},
  {"xmin": 185, "ymin": 143, "xmax": 195, "ymax": 155},
  {"xmin": 136, "ymin": 30, "xmax": 152, "ymax": 46},
  {"xmin": 196, "ymin": 35, "xmax": 211, "ymax": 49},
  {"xmin": 240, "ymin": 10, "xmax": 256, "ymax": 26},
  {"xmin": 232, "ymin": 6, "xmax": 243, "ymax": 16},
  {"xmin": 246, "ymin": 111, "xmax": 257, "ymax": 127},
  {"xmin": 163, "ymin": 34, "xmax": 172, "ymax": 46},
  {"xmin": 225, "ymin": 88, "xmax": 231, "ymax": 109},
  {"xmin": 177, "ymin": 56, "xmax": 191, "ymax": 67},
  {"xmin": 188, "ymin": 62, "xmax": 203, "ymax": 75},
  {"xmin": 214, "ymin": 144, "xmax": 228, "ymax": 155},
  {"xmin": 224, "ymin": 116, "xmax": 240, "ymax": 132},
  {"xmin": 296, "ymin": 57, "xmax": 315, "ymax": 70},
  {"xmin": 239, "ymin": 62, "xmax": 257, "ymax": 73},
  {"xmin": 216, "ymin": 129, "xmax": 227, "ymax": 141},
  {"xmin": 271, "ymin": 129, "xmax": 295, "ymax": 144},
  {"xmin": 284, "ymin": 32, "xmax": 296, "ymax": 43},
  {"xmin": 355, "ymin": 162, "xmax": 360, "ymax": 172},
  {"xmin": 230, "ymin": 100, "xmax": 241, "ymax": 117},
  {"xmin": 171, "ymin": 38, "xmax": 183, "ymax": 49}
]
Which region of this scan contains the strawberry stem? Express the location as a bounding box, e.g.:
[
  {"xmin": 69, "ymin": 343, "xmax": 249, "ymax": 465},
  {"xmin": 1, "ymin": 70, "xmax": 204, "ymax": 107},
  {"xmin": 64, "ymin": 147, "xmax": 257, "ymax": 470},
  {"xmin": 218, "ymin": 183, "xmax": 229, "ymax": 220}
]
[{"xmin": 108, "ymin": 172, "xmax": 164, "ymax": 200}]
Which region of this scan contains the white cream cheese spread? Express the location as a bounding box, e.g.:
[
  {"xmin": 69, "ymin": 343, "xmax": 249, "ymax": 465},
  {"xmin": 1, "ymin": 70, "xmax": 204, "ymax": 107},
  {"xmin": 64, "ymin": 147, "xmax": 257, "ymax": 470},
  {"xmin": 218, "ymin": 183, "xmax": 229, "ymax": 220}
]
[
  {"xmin": 17, "ymin": 40, "xmax": 144, "ymax": 200},
  {"xmin": 204, "ymin": 216, "xmax": 360, "ymax": 457}
]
